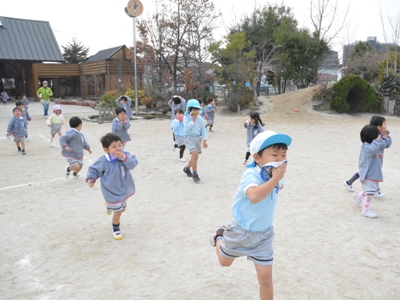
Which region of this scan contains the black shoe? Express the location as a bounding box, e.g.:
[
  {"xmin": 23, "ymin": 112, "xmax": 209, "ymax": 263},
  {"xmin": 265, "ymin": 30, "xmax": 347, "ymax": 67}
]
[
  {"xmin": 183, "ymin": 167, "xmax": 193, "ymax": 177},
  {"xmin": 192, "ymin": 173, "xmax": 201, "ymax": 182},
  {"xmin": 21, "ymin": 149, "xmax": 26, "ymax": 155},
  {"xmin": 18, "ymin": 146, "xmax": 21, "ymax": 152}
]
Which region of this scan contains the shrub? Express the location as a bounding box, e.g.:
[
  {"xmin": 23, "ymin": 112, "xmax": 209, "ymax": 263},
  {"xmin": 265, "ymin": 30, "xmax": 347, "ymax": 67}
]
[{"xmin": 331, "ymin": 75, "xmax": 380, "ymax": 113}]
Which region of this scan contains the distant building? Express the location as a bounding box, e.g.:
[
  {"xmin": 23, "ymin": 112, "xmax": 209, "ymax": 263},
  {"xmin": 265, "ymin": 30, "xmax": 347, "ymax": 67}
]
[
  {"xmin": 343, "ymin": 36, "xmax": 396, "ymax": 65},
  {"xmin": 318, "ymin": 51, "xmax": 339, "ymax": 83}
]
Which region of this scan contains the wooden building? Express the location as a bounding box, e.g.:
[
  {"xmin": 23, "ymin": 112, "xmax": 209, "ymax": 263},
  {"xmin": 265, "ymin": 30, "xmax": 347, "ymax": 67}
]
[{"xmin": 0, "ymin": 16, "xmax": 138, "ymax": 101}]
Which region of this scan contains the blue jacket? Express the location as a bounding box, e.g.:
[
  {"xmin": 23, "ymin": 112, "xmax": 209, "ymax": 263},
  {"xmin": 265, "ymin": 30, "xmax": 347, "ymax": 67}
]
[
  {"xmin": 7, "ymin": 116, "xmax": 27, "ymax": 137},
  {"xmin": 60, "ymin": 129, "xmax": 90, "ymax": 160},
  {"xmin": 86, "ymin": 152, "xmax": 138, "ymax": 203},
  {"xmin": 112, "ymin": 118, "xmax": 131, "ymax": 143},
  {"xmin": 116, "ymin": 96, "xmax": 133, "ymax": 119},
  {"xmin": 171, "ymin": 119, "xmax": 185, "ymax": 136},
  {"xmin": 359, "ymin": 140, "xmax": 383, "ymax": 182},
  {"xmin": 244, "ymin": 121, "xmax": 264, "ymax": 147},
  {"xmin": 183, "ymin": 113, "xmax": 207, "ymax": 139}
]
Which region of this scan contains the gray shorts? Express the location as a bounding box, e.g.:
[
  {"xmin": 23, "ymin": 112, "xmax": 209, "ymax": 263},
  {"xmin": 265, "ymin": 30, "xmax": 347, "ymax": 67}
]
[
  {"xmin": 207, "ymin": 119, "xmax": 214, "ymax": 126},
  {"xmin": 51, "ymin": 124, "xmax": 62, "ymax": 135},
  {"xmin": 175, "ymin": 135, "xmax": 185, "ymax": 147},
  {"xmin": 67, "ymin": 157, "xmax": 83, "ymax": 167},
  {"xmin": 106, "ymin": 201, "xmax": 127, "ymax": 213},
  {"xmin": 185, "ymin": 135, "xmax": 202, "ymax": 154},
  {"xmin": 361, "ymin": 179, "xmax": 380, "ymax": 196},
  {"xmin": 220, "ymin": 219, "xmax": 274, "ymax": 266},
  {"xmin": 13, "ymin": 136, "xmax": 25, "ymax": 142}
]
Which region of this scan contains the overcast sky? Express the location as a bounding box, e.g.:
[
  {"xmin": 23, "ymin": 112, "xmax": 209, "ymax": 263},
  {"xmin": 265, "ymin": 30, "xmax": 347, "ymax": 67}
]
[{"xmin": 2, "ymin": 0, "xmax": 399, "ymax": 59}]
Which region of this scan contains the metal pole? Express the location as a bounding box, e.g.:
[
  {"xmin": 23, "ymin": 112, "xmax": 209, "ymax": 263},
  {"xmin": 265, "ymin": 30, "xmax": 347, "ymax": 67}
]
[{"xmin": 133, "ymin": 17, "xmax": 139, "ymax": 116}]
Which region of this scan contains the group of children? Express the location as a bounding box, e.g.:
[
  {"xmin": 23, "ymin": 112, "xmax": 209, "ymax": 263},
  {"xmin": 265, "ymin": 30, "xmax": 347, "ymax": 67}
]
[
  {"xmin": 343, "ymin": 116, "xmax": 392, "ymax": 218},
  {"xmin": 5, "ymin": 92, "xmax": 394, "ymax": 299}
]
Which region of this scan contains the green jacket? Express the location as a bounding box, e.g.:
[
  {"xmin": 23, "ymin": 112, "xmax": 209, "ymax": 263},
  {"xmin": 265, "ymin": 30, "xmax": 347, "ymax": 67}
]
[{"xmin": 37, "ymin": 87, "xmax": 53, "ymax": 100}]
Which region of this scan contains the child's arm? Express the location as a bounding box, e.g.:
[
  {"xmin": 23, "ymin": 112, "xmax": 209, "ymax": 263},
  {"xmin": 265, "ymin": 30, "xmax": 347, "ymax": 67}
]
[
  {"xmin": 26, "ymin": 110, "xmax": 32, "ymax": 121},
  {"xmin": 6, "ymin": 118, "xmax": 15, "ymax": 135},
  {"xmin": 47, "ymin": 115, "xmax": 52, "ymax": 126},
  {"xmin": 83, "ymin": 137, "xmax": 92, "ymax": 154},
  {"xmin": 244, "ymin": 120, "xmax": 249, "ymax": 128},
  {"xmin": 86, "ymin": 159, "xmax": 104, "ymax": 188},
  {"xmin": 246, "ymin": 164, "xmax": 287, "ymax": 204},
  {"xmin": 119, "ymin": 151, "xmax": 139, "ymax": 170}
]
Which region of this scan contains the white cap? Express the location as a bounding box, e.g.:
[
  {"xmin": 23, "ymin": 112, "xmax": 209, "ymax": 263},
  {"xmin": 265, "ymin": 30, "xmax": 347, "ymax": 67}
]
[{"xmin": 249, "ymin": 131, "xmax": 292, "ymax": 156}]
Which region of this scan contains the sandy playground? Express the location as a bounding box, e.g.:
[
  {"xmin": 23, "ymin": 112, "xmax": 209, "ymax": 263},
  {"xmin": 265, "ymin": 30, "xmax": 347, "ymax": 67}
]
[{"xmin": 0, "ymin": 89, "xmax": 399, "ymax": 300}]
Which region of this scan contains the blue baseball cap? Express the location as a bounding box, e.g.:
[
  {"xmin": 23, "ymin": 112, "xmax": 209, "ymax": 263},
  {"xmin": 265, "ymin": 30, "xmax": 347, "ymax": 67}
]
[{"xmin": 250, "ymin": 131, "xmax": 292, "ymax": 155}]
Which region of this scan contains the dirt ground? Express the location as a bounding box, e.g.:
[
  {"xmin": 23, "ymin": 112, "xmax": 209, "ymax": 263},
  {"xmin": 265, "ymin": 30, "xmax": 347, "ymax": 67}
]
[{"xmin": 1, "ymin": 90, "xmax": 399, "ymax": 299}]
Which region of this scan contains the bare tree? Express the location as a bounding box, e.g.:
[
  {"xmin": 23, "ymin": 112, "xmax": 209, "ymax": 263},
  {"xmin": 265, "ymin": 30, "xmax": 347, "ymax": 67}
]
[{"xmin": 309, "ymin": 0, "xmax": 350, "ymax": 46}]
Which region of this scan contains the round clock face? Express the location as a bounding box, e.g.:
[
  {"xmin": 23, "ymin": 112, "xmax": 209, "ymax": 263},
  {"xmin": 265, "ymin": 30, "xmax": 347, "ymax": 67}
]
[{"xmin": 127, "ymin": 0, "xmax": 143, "ymax": 17}]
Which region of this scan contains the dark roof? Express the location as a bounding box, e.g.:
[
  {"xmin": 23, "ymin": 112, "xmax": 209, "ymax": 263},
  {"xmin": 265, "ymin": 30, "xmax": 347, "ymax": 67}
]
[
  {"xmin": 0, "ymin": 16, "xmax": 64, "ymax": 62},
  {"xmin": 86, "ymin": 45, "xmax": 126, "ymax": 62}
]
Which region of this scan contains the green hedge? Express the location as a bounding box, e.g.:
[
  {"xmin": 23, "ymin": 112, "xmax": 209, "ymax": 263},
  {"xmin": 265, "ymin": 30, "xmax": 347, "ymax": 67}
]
[{"xmin": 331, "ymin": 75, "xmax": 380, "ymax": 113}]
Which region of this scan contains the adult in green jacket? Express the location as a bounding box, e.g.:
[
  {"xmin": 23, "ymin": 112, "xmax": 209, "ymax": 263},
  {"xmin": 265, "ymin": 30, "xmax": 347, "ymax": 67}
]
[{"xmin": 37, "ymin": 81, "xmax": 53, "ymax": 117}]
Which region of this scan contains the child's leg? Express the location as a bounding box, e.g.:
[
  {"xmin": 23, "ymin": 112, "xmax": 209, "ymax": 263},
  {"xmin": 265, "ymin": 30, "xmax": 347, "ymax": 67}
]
[
  {"xmin": 346, "ymin": 172, "xmax": 359, "ymax": 185},
  {"xmin": 215, "ymin": 239, "xmax": 235, "ymax": 267},
  {"xmin": 20, "ymin": 140, "xmax": 25, "ymax": 150},
  {"xmin": 16, "ymin": 141, "xmax": 21, "ymax": 151},
  {"xmin": 112, "ymin": 211, "xmax": 123, "ymax": 240},
  {"xmin": 70, "ymin": 164, "xmax": 82, "ymax": 175},
  {"xmin": 361, "ymin": 194, "xmax": 377, "ymax": 218},
  {"xmin": 254, "ymin": 264, "xmax": 273, "ymax": 300},
  {"xmin": 179, "ymin": 145, "xmax": 185, "ymax": 158},
  {"xmin": 187, "ymin": 150, "xmax": 199, "ymax": 172}
]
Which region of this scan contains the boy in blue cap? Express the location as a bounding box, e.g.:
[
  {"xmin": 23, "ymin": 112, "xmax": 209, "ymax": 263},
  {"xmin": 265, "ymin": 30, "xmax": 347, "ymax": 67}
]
[
  {"xmin": 182, "ymin": 99, "xmax": 208, "ymax": 182},
  {"xmin": 210, "ymin": 130, "xmax": 292, "ymax": 300}
]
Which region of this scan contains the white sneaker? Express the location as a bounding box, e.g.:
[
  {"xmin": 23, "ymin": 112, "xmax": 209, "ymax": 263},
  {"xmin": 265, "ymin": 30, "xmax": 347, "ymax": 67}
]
[
  {"xmin": 243, "ymin": 159, "xmax": 247, "ymax": 166},
  {"xmin": 361, "ymin": 210, "xmax": 378, "ymax": 218},
  {"xmin": 343, "ymin": 181, "xmax": 355, "ymax": 192},
  {"xmin": 50, "ymin": 142, "xmax": 54, "ymax": 147},
  {"xmin": 179, "ymin": 157, "xmax": 186, "ymax": 162},
  {"xmin": 375, "ymin": 192, "xmax": 385, "ymax": 198},
  {"xmin": 353, "ymin": 193, "xmax": 362, "ymax": 208}
]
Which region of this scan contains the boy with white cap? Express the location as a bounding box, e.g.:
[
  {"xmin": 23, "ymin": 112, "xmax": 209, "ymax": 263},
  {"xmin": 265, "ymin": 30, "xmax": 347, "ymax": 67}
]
[{"xmin": 210, "ymin": 130, "xmax": 292, "ymax": 300}]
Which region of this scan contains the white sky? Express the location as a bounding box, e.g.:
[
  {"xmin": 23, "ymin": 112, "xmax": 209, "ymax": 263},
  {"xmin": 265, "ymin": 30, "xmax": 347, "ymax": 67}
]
[{"xmin": 2, "ymin": 0, "xmax": 399, "ymax": 59}]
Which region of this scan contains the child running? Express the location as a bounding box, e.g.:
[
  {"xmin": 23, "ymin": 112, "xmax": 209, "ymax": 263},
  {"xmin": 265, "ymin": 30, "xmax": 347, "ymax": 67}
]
[
  {"xmin": 47, "ymin": 105, "xmax": 65, "ymax": 147},
  {"xmin": 182, "ymin": 99, "xmax": 208, "ymax": 182},
  {"xmin": 243, "ymin": 112, "xmax": 265, "ymax": 165},
  {"xmin": 209, "ymin": 131, "xmax": 292, "ymax": 300},
  {"xmin": 343, "ymin": 115, "xmax": 391, "ymax": 196},
  {"xmin": 116, "ymin": 95, "xmax": 133, "ymax": 120},
  {"xmin": 6, "ymin": 107, "xmax": 28, "ymax": 155},
  {"xmin": 16, "ymin": 101, "xmax": 31, "ymax": 141},
  {"xmin": 171, "ymin": 108, "xmax": 186, "ymax": 162},
  {"xmin": 60, "ymin": 116, "xmax": 92, "ymax": 178},
  {"xmin": 21, "ymin": 94, "xmax": 30, "ymax": 110},
  {"xmin": 352, "ymin": 124, "xmax": 383, "ymax": 218},
  {"xmin": 86, "ymin": 133, "xmax": 138, "ymax": 240},
  {"xmin": 204, "ymin": 98, "xmax": 216, "ymax": 132},
  {"xmin": 112, "ymin": 107, "xmax": 131, "ymax": 148}
]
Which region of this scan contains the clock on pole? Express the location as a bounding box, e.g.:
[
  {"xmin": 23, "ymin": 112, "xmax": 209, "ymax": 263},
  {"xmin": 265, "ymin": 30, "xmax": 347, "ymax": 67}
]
[{"xmin": 125, "ymin": 0, "xmax": 143, "ymax": 17}]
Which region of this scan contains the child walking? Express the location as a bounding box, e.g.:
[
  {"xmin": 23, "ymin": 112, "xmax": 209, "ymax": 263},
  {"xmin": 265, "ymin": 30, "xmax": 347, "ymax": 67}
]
[
  {"xmin": 182, "ymin": 99, "xmax": 208, "ymax": 182},
  {"xmin": 60, "ymin": 116, "xmax": 92, "ymax": 178},
  {"xmin": 243, "ymin": 112, "xmax": 265, "ymax": 165},
  {"xmin": 6, "ymin": 107, "xmax": 28, "ymax": 154},
  {"xmin": 171, "ymin": 108, "xmax": 186, "ymax": 162},
  {"xmin": 204, "ymin": 98, "xmax": 216, "ymax": 132},
  {"xmin": 16, "ymin": 101, "xmax": 31, "ymax": 140},
  {"xmin": 210, "ymin": 131, "xmax": 292, "ymax": 300},
  {"xmin": 86, "ymin": 133, "xmax": 138, "ymax": 240},
  {"xmin": 343, "ymin": 115, "xmax": 391, "ymax": 196},
  {"xmin": 112, "ymin": 107, "xmax": 131, "ymax": 148},
  {"xmin": 21, "ymin": 94, "xmax": 30, "ymax": 110},
  {"xmin": 47, "ymin": 105, "xmax": 65, "ymax": 147},
  {"xmin": 352, "ymin": 124, "xmax": 383, "ymax": 218},
  {"xmin": 116, "ymin": 95, "xmax": 133, "ymax": 120}
]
